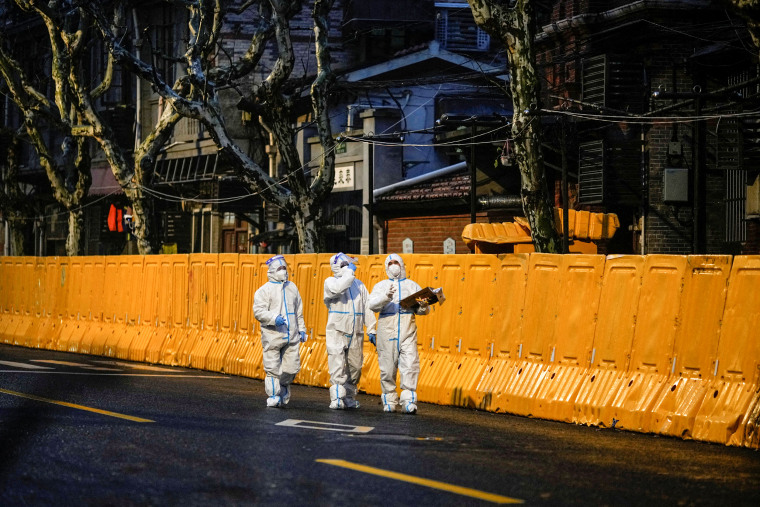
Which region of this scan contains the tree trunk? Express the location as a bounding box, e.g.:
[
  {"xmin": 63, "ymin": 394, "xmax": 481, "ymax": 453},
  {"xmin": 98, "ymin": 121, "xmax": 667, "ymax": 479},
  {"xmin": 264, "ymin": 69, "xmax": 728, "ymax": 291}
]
[
  {"xmin": 65, "ymin": 209, "xmax": 85, "ymax": 257},
  {"xmin": 504, "ymin": 2, "xmax": 559, "ymax": 253},
  {"xmin": 292, "ymin": 197, "xmax": 324, "ymax": 254},
  {"xmin": 124, "ymin": 187, "xmax": 154, "ymax": 255},
  {"xmin": 468, "ymin": 0, "xmax": 560, "ymax": 253},
  {"xmin": 9, "ymin": 224, "xmax": 25, "ymax": 256}
]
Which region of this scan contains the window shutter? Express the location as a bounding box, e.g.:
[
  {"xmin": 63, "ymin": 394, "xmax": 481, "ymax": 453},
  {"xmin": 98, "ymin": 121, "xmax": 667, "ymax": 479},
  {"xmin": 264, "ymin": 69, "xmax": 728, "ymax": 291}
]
[{"xmin": 578, "ymin": 140, "xmax": 605, "ymax": 204}]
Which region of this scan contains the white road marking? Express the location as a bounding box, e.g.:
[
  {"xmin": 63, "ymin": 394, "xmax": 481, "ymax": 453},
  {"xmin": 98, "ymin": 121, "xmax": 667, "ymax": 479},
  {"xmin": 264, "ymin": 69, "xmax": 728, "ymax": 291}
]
[
  {"xmin": 0, "ymin": 360, "xmax": 53, "ymax": 370},
  {"xmin": 276, "ymin": 419, "xmax": 374, "ymax": 433},
  {"xmin": 31, "ymin": 360, "xmax": 121, "ymax": 371},
  {"xmin": 0, "ymin": 371, "xmax": 229, "ymax": 378},
  {"xmin": 91, "ymin": 360, "xmax": 177, "ymax": 372}
]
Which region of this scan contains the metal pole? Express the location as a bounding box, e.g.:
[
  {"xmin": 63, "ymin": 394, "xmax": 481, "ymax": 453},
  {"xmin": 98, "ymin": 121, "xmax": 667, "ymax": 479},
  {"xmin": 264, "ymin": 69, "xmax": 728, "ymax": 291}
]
[
  {"xmin": 693, "ymin": 96, "xmax": 703, "ymax": 254},
  {"xmin": 368, "ymin": 139, "xmax": 374, "ymax": 255},
  {"xmin": 470, "ymin": 117, "xmax": 477, "ymax": 224},
  {"xmin": 561, "ymin": 118, "xmax": 569, "ymax": 254}
]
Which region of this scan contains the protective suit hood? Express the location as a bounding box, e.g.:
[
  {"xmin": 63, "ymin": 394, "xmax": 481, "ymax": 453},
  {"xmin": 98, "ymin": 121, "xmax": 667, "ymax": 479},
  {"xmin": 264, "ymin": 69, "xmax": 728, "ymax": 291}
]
[
  {"xmin": 384, "ymin": 253, "xmax": 407, "ymax": 279},
  {"xmin": 266, "ymin": 255, "xmax": 288, "ymax": 282},
  {"xmin": 330, "ymin": 252, "xmax": 356, "ymax": 277}
]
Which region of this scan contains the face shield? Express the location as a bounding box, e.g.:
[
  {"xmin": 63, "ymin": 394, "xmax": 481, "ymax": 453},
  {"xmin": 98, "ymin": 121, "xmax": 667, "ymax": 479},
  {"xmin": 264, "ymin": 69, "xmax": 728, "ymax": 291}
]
[
  {"xmin": 266, "ymin": 255, "xmax": 289, "ymax": 282},
  {"xmin": 330, "ymin": 252, "xmax": 357, "ymax": 276}
]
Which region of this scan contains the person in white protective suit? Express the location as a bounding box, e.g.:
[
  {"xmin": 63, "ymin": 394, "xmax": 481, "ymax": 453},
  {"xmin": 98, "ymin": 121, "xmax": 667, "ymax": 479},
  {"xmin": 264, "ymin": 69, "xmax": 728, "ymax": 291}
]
[
  {"xmin": 253, "ymin": 255, "xmax": 308, "ymax": 408},
  {"xmin": 368, "ymin": 253, "xmax": 430, "ymax": 414},
  {"xmin": 323, "ymin": 252, "xmax": 377, "ymax": 409}
]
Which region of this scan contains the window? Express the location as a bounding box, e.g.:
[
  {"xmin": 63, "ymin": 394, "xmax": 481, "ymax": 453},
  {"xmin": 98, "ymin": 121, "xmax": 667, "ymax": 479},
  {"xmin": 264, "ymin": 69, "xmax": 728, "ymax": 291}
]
[
  {"xmin": 578, "ymin": 140, "xmax": 605, "ymax": 204},
  {"xmin": 90, "ymin": 39, "xmax": 129, "ymax": 106},
  {"xmin": 582, "ymin": 54, "xmax": 645, "ymax": 113},
  {"xmin": 150, "ymin": 6, "xmax": 180, "ymax": 84},
  {"xmin": 435, "ymin": 3, "xmax": 490, "ymax": 52}
]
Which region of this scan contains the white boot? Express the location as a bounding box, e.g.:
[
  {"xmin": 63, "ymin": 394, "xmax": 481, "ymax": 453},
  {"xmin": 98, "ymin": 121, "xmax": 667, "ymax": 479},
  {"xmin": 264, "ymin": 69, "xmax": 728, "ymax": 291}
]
[
  {"xmin": 265, "ymin": 376, "xmax": 282, "ymax": 408},
  {"xmin": 381, "ymin": 392, "xmax": 398, "ymax": 413},
  {"xmin": 329, "ymin": 384, "xmax": 347, "ymax": 410},
  {"xmin": 400, "ymin": 390, "xmax": 418, "ymax": 415}
]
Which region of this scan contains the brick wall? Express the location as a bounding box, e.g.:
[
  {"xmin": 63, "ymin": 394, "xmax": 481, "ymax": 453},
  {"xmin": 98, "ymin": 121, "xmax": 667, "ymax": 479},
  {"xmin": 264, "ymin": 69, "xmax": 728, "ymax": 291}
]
[
  {"xmin": 744, "ymin": 219, "xmax": 760, "ymax": 254},
  {"xmin": 385, "ymin": 214, "xmax": 484, "ymax": 254}
]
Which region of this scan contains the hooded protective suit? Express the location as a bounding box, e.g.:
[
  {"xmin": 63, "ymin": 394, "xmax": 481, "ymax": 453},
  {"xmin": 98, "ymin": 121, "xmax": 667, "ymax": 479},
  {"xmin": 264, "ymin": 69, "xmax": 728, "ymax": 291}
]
[
  {"xmin": 368, "ymin": 253, "xmax": 429, "ymax": 414},
  {"xmin": 253, "ymin": 255, "xmax": 307, "ymax": 407},
  {"xmin": 323, "ymin": 253, "xmax": 377, "ymax": 409}
]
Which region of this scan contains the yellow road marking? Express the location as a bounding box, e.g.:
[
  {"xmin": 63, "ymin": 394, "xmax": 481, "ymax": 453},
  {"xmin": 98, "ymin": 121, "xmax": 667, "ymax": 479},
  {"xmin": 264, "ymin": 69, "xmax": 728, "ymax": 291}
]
[
  {"xmin": 316, "ymin": 459, "xmax": 523, "ymax": 504},
  {"xmin": 0, "ymin": 388, "xmax": 154, "ymax": 423}
]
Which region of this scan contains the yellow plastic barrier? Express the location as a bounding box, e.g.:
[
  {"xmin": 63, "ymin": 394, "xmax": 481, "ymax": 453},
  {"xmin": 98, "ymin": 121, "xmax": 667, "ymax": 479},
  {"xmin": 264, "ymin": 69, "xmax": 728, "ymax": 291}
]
[
  {"xmin": 532, "ymin": 254, "xmax": 605, "ymax": 422},
  {"xmin": 495, "ymin": 254, "xmax": 563, "ymax": 417},
  {"xmin": 1, "ymin": 252, "xmax": 759, "ymax": 449},
  {"xmin": 649, "ymin": 256, "xmax": 731, "ymax": 439},
  {"xmin": 438, "ymin": 255, "xmax": 502, "ymax": 408},
  {"xmin": 573, "ymin": 255, "xmax": 645, "ymax": 427},
  {"xmin": 471, "ymin": 254, "xmax": 529, "ymax": 411},
  {"xmin": 14, "ymin": 257, "xmax": 44, "ymax": 348},
  {"xmin": 620, "ymin": 255, "xmax": 688, "ymax": 434},
  {"xmin": 693, "ymin": 256, "xmax": 760, "ymax": 447}
]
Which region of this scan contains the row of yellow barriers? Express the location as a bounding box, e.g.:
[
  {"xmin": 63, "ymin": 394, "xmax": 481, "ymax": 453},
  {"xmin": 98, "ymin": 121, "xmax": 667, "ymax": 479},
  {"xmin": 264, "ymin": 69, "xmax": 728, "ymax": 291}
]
[{"xmin": 0, "ymin": 253, "xmax": 758, "ymax": 447}]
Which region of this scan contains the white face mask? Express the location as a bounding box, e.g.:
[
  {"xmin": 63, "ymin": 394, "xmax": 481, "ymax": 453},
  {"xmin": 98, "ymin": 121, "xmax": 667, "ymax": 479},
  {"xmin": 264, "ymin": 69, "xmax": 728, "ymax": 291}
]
[
  {"xmin": 388, "ymin": 264, "xmax": 401, "ymax": 278},
  {"xmin": 274, "ymin": 268, "xmax": 288, "ymax": 282}
]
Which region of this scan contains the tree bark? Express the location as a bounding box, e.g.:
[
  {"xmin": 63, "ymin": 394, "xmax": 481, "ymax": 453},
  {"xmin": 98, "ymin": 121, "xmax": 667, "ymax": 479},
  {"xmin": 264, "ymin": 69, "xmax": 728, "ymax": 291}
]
[{"xmin": 468, "ymin": 0, "xmax": 559, "ymax": 253}]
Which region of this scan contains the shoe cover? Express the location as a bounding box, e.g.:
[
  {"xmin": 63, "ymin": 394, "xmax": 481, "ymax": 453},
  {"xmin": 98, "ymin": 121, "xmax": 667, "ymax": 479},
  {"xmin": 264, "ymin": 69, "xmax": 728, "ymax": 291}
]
[
  {"xmin": 400, "ymin": 390, "xmax": 417, "ymax": 414},
  {"xmin": 344, "ymin": 398, "xmax": 360, "ymax": 409},
  {"xmin": 329, "ymin": 384, "xmax": 347, "ymax": 409},
  {"xmin": 280, "ymin": 385, "xmax": 290, "ymax": 406},
  {"xmin": 381, "ymin": 392, "xmax": 398, "ymax": 412},
  {"xmin": 265, "ymin": 376, "xmax": 281, "ymax": 398},
  {"xmin": 266, "ymin": 396, "xmax": 282, "ymax": 407}
]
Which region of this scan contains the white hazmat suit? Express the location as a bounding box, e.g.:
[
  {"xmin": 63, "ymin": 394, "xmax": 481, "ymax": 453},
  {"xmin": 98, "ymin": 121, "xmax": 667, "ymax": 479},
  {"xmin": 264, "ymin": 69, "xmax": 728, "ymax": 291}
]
[
  {"xmin": 368, "ymin": 254, "xmax": 429, "ymax": 414},
  {"xmin": 324, "ymin": 253, "xmax": 376, "ymax": 409},
  {"xmin": 253, "ymin": 255, "xmax": 307, "ymax": 407}
]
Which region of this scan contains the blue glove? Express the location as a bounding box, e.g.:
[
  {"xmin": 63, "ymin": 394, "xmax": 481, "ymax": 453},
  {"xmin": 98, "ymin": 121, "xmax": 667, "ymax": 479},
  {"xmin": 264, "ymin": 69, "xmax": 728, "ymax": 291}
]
[
  {"xmin": 275, "ymin": 315, "xmax": 286, "ymax": 326},
  {"xmin": 300, "ymin": 331, "xmax": 307, "ymax": 343},
  {"xmin": 368, "ymin": 333, "xmax": 376, "ymax": 346},
  {"xmin": 348, "ymin": 263, "xmax": 357, "ymax": 273}
]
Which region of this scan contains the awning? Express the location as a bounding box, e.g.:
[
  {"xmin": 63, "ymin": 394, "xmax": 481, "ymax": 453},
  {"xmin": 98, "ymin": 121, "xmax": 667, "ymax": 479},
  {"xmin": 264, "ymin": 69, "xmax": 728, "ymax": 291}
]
[
  {"xmin": 89, "ymin": 166, "xmax": 121, "ymax": 195},
  {"xmin": 154, "ymin": 154, "xmax": 219, "ymax": 184}
]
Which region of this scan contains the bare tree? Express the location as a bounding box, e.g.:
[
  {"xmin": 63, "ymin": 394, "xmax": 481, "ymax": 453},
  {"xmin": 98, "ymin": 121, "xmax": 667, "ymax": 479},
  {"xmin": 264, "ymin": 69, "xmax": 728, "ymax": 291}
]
[
  {"xmin": 83, "ymin": 0, "xmax": 337, "ymax": 253},
  {"xmin": 0, "ymin": 2, "xmax": 93, "ymax": 256},
  {"xmin": 0, "ymin": 1, "xmax": 182, "ymax": 255},
  {"xmin": 468, "ymin": 0, "xmax": 560, "ymax": 253}
]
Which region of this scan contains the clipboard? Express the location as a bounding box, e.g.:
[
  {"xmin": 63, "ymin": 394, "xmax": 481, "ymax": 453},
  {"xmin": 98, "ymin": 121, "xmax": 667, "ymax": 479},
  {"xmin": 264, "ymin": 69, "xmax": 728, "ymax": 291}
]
[{"xmin": 399, "ymin": 287, "xmax": 445, "ymax": 311}]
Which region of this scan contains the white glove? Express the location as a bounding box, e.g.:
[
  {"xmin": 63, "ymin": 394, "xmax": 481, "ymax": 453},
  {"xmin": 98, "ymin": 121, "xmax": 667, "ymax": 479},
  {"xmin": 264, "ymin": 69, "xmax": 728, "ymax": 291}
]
[{"xmin": 386, "ymin": 284, "xmax": 396, "ymax": 301}]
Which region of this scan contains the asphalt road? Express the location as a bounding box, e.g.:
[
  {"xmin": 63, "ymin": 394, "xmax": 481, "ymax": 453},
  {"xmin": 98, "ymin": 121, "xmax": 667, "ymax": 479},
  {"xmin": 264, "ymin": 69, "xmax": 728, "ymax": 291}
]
[{"xmin": 1, "ymin": 343, "xmax": 759, "ymax": 506}]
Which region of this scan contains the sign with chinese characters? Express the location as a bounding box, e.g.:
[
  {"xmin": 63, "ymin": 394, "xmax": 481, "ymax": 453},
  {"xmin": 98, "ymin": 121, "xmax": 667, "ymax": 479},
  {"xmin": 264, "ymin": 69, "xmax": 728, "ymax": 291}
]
[
  {"xmin": 443, "ymin": 237, "xmax": 456, "ymax": 254},
  {"xmin": 333, "ymin": 164, "xmax": 355, "ymax": 190},
  {"xmin": 403, "ymin": 238, "xmax": 414, "ymax": 253}
]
